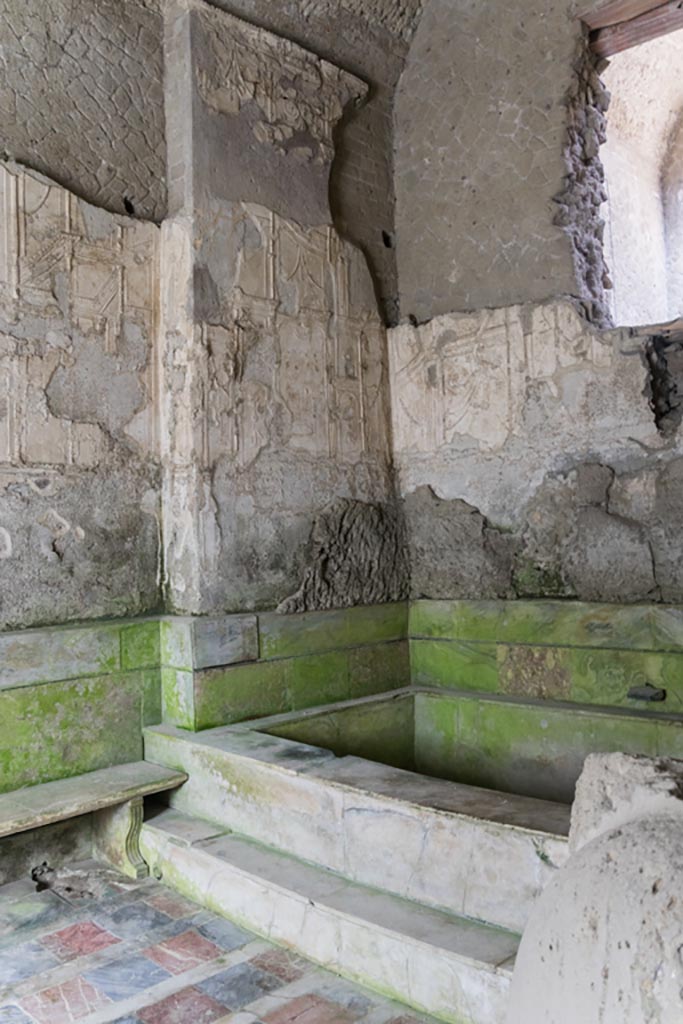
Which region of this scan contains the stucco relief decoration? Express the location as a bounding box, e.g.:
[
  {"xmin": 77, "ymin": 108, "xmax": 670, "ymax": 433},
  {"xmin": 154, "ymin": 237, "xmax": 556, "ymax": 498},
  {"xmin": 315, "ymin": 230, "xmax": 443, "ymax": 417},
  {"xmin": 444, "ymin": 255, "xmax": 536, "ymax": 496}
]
[
  {"xmin": 389, "ymin": 303, "xmax": 619, "ymax": 458},
  {"xmin": 195, "ymin": 6, "xmax": 367, "ymax": 164}
]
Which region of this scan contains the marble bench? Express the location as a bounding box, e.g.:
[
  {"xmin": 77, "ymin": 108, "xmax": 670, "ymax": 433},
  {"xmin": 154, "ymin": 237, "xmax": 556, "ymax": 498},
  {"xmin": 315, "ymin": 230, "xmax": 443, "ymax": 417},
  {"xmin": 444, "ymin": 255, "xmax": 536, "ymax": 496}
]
[{"xmin": 0, "ymin": 761, "xmax": 187, "ymax": 879}]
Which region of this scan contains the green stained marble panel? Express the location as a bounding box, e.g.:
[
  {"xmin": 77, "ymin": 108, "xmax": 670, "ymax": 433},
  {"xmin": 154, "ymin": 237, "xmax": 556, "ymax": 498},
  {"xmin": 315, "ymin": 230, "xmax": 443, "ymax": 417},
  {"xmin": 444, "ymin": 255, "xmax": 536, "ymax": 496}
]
[
  {"xmin": 286, "ymin": 650, "xmax": 350, "ymax": 711},
  {"xmin": 0, "ymin": 674, "xmax": 142, "ymax": 793},
  {"xmin": 193, "ymin": 660, "xmax": 288, "ymax": 730},
  {"xmin": 497, "ymin": 643, "xmax": 683, "ymax": 708},
  {"xmin": 0, "ymin": 624, "xmax": 121, "ymax": 690},
  {"xmin": 161, "ymin": 668, "xmax": 195, "ymax": 731},
  {"xmin": 415, "ymin": 692, "xmax": 674, "ymax": 804},
  {"xmin": 121, "ymin": 621, "xmax": 161, "ymax": 671},
  {"xmin": 348, "ymin": 641, "xmax": 411, "ymax": 698},
  {"xmin": 410, "ymin": 639, "xmax": 499, "ymax": 692},
  {"xmin": 409, "ymin": 601, "xmax": 504, "ymax": 643},
  {"xmin": 409, "ymin": 599, "xmax": 683, "ymax": 652},
  {"xmin": 141, "ymin": 669, "xmax": 162, "ymax": 727},
  {"xmin": 259, "ymin": 603, "xmax": 408, "ymax": 660}
]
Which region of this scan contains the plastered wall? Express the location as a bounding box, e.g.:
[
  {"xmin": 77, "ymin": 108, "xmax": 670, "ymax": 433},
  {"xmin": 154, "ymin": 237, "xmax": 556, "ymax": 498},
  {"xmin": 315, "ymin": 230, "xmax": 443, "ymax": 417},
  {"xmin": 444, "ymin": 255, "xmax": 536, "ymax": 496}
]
[
  {"xmin": 0, "ymin": 0, "xmax": 423, "ymax": 325},
  {"xmin": 389, "ymin": 301, "xmax": 683, "ymax": 603},
  {"xmin": 160, "ymin": 1, "xmax": 397, "ymax": 616},
  {"xmin": 0, "ymin": 162, "xmax": 161, "ymax": 630},
  {"xmin": 393, "ymin": 0, "xmax": 611, "ymax": 325},
  {"xmin": 0, "ymin": 0, "xmax": 167, "ymax": 222},
  {"xmin": 600, "ymin": 31, "xmax": 683, "ymax": 326}
]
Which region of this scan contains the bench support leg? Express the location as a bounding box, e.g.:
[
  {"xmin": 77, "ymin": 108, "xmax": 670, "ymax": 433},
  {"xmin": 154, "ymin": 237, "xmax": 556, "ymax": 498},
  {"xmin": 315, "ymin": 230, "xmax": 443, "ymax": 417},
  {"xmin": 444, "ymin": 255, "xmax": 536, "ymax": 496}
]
[{"xmin": 92, "ymin": 796, "xmax": 148, "ymax": 879}]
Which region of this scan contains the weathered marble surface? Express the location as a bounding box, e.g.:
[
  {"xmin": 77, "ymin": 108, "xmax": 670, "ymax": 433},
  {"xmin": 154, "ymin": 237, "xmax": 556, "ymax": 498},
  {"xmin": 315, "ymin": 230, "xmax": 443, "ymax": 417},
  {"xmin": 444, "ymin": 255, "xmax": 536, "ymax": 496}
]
[
  {"xmin": 144, "ymin": 714, "xmax": 568, "ymax": 932},
  {"xmin": 569, "ymin": 751, "xmax": 683, "ymax": 853},
  {"xmin": 507, "ymin": 815, "xmax": 683, "ymax": 1024},
  {"xmin": 141, "ymin": 808, "xmax": 517, "ymax": 1024},
  {"xmin": 0, "ymin": 762, "xmax": 186, "ymax": 838}
]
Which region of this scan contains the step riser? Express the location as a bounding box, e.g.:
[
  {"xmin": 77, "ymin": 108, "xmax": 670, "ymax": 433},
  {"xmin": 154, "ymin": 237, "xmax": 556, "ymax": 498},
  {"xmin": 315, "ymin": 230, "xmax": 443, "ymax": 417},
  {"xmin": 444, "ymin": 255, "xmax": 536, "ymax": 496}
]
[
  {"xmin": 146, "ymin": 729, "xmax": 567, "ymax": 932},
  {"xmin": 140, "ymin": 823, "xmax": 511, "ymax": 1024}
]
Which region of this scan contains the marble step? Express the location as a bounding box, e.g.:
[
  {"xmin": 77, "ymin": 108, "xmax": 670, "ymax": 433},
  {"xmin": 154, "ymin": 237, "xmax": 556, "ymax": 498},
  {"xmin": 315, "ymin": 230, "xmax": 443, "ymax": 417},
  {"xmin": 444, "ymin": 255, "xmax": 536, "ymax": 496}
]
[
  {"xmin": 144, "ymin": 723, "xmax": 570, "ymax": 932},
  {"xmin": 140, "ymin": 806, "xmax": 518, "ymax": 1024}
]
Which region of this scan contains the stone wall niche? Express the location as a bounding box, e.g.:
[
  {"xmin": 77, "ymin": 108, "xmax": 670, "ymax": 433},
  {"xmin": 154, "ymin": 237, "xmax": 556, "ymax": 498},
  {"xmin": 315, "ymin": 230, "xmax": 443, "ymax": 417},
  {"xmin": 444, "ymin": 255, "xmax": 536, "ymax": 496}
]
[{"xmin": 161, "ymin": 0, "xmax": 395, "ymax": 615}]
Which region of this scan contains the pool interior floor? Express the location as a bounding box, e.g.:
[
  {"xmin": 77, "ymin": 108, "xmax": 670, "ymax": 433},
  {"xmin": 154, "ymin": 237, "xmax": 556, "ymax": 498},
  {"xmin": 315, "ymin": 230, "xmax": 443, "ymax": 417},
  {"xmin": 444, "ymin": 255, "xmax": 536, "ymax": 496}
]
[{"xmin": 0, "ymin": 861, "xmax": 437, "ymax": 1024}]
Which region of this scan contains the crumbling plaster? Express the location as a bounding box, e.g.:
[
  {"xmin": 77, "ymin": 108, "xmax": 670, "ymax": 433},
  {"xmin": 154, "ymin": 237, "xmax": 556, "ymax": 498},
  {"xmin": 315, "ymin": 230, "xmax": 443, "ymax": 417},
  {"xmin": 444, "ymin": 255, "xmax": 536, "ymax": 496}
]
[
  {"xmin": 389, "ymin": 301, "xmax": 683, "ymax": 604},
  {"xmin": 394, "ymin": 0, "xmax": 612, "ymax": 325},
  {"xmin": 0, "ymin": 161, "xmax": 161, "ymax": 630},
  {"xmin": 0, "ymin": 0, "xmax": 424, "ymax": 326},
  {"xmin": 160, "ymin": 2, "xmax": 397, "ymax": 616}
]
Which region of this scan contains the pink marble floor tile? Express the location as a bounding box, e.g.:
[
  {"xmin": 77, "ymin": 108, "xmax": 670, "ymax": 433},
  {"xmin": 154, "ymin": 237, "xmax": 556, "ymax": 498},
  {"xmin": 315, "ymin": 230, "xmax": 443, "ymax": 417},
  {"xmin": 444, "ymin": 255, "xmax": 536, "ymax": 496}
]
[
  {"xmin": 41, "ymin": 920, "xmax": 121, "ymax": 962},
  {"xmin": 263, "ymin": 994, "xmax": 357, "ymax": 1024},
  {"xmin": 137, "ymin": 985, "xmax": 228, "ymax": 1024},
  {"xmin": 20, "ymin": 975, "xmax": 111, "ymax": 1024},
  {"xmin": 143, "ymin": 891, "xmax": 199, "ymax": 920},
  {"xmin": 143, "ymin": 929, "xmax": 223, "ymax": 975}
]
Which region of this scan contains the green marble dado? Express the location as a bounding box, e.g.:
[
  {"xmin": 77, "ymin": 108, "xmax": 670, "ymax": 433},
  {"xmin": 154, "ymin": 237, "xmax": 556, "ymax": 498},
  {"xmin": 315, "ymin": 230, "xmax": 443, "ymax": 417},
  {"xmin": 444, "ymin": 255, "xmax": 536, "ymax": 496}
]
[
  {"xmin": 410, "ymin": 600, "xmax": 683, "ymax": 651},
  {"xmin": 0, "ymin": 673, "xmax": 144, "ymax": 793},
  {"xmin": 259, "ymin": 603, "xmax": 409, "ymax": 660},
  {"xmin": 166, "ymin": 641, "xmax": 411, "ymax": 731},
  {"xmin": 414, "ymin": 691, "xmax": 683, "ymax": 804},
  {"xmin": 409, "ymin": 601, "xmax": 683, "ymax": 713}
]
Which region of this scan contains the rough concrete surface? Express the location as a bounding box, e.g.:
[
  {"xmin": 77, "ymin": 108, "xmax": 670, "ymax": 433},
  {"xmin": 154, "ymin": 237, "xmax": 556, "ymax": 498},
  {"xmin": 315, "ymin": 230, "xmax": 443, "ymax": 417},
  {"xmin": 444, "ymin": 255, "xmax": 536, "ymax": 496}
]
[
  {"xmin": 279, "ymin": 499, "xmax": 409, "ymax": 612},
  {"xmin": 395, "ymin": 0, "xmax": 586, "ymax": 322},
  {"xmin": 570, "ymin": 751, "xmax": 683, "ymax": 853},
  {"xmin": 507, "ymin": 814, "xmax": 683, "ymax": 1023}
]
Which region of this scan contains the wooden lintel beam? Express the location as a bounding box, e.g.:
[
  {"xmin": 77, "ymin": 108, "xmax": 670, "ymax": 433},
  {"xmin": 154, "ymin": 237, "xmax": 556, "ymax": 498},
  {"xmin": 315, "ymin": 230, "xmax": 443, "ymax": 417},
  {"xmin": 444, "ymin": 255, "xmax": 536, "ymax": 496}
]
[
  {"xmin": 580, "ymin": 1, "xmax": 666, "ymax": 31},
  {"xmin": 590, "ymin": 0, "xmax": 683, "ymax": 57}
]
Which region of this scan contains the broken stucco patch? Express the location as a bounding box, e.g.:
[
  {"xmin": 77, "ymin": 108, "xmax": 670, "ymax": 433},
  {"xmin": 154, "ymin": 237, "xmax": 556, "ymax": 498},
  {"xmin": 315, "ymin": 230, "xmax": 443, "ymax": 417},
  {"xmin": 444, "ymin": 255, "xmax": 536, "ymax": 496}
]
[{"xmin": 278, "ymin": 499, "xmax": 409, "ymax": 613}]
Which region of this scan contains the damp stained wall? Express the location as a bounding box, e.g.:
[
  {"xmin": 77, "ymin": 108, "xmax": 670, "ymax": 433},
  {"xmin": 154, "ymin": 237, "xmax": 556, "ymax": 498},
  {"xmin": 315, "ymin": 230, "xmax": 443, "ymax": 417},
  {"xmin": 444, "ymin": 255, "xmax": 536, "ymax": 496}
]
[
  {"xmin": 0, "ymin": 162, "xmax": 161, "ymax": 630},
  {"xmin": 389, "ymin": 300, "xmax": 683, "ymax": 603},
  {"xmin": 160, "ymin": 1, "xmax": 396, "ymax": 616}
]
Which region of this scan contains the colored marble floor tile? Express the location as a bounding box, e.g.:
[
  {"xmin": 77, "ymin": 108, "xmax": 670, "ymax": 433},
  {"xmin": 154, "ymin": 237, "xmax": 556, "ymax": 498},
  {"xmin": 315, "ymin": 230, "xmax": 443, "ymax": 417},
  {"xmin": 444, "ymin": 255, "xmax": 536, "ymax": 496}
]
[
  {"xmin": 144, "ymin": 929, "xmax": 222, "ymax": 975},
  {"xmin": 196, "ymin": 917, "xmax": 252, "ymax": 951},
  {"xmin": 198, "ymin": 962, "xmax": 281, "ymax": 1009},
  {"xmin": 93, "ymin": 902, "xmax": 173, "ymax": 943},
  {"xmin": 250, "ymin": 948, "xmax": 309, "ymax": 983},
  {"xmin": 40, "ymin": 920, "xmax": 121, "ymax": 962},
  {"xmin": 263, "ymin": 994, "xmax": 358, "ymax": 1024},
  {"xmin": 0, "ymin": 892, "xmax": 73, "ymax": 942},
  {"xmin": 20, "ymin": 975, "xmax": 111, "ymax": 1024},
  {"xmin": 84, "ymin": 953, "xmax": 171, "ymax": 1001},
  {"xmin": 143, "ymin": 891, "xmax": 199, "ymax": 920},
  {"xmin": 136, "ymin": 985, "xmax": 229, "ymax": 1024},
  {"xmin": 0, "ymin": 867, "xmax": 438, "ymax": 1024},
  {"xmin": 0, "ymin": 1006, "xmax": 34, "ymax": 1023},
  {"xmin": 0, "ymin": 940, "xmax": 59, "ymax": 986}
]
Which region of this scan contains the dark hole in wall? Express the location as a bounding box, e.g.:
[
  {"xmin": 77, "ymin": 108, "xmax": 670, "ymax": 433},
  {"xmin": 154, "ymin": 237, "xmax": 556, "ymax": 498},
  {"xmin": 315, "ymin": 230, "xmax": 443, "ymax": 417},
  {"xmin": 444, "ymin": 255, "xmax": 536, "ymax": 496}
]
[{"xmin": 646, "ymin": 335, "xmax": 683, "ymax": 434}]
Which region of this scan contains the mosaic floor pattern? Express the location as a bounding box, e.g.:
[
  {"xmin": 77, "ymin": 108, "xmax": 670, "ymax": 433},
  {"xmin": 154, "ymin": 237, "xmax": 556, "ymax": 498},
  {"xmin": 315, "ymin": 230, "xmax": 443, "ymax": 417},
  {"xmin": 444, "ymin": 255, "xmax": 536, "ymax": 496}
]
[{"xmin": 0, "ymin": 863, "xmax": 436, "ymax": 1024}]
